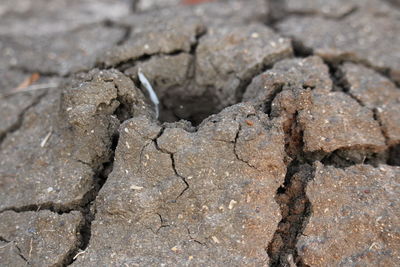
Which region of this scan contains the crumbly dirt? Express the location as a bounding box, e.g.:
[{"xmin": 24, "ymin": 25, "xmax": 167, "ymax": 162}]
[
  {"xmin": 298, "ymin": 163, "xmax": 400, "ymax": 266},
  {"xmin": 0, "ymin": 0, "xmax": 399, "ymax": 266}
]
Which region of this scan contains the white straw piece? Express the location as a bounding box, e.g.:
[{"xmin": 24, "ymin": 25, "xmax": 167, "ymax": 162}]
[
  {"xmin": 138, "ymin": 68, "xmax": 159, "ymax": 119},
  {"xmin": 40, "ymin": 131, "xmax": 52, "ymax": 148},
  {"xmin": 0, "ymin": 83, "xmax": 59, "ymax": 98}
]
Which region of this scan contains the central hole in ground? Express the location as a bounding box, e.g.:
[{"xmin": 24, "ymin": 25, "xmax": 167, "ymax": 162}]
[
  {"xmin": 127, "ymin": 64, "xmax": 238, "ymax": 126},
  {"xmin": 158, "ymin": 90, "xmax": 222, "ymax": 126}
]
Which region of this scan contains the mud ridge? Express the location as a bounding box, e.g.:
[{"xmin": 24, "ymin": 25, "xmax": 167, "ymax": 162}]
[{"xmin": 327, "ymin": 62, "xmax": 392, "ymax": 155}]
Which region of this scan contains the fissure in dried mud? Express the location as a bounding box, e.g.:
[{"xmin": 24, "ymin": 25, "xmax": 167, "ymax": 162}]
[{"xmin": 1, "ymin": 0, "xmax": 399, "ymax": 266}]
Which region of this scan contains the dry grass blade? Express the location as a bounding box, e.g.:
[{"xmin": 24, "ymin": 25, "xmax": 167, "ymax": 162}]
[
  {"xmin": 16, "ymin": 73, "xmax": 40, "ymax": 91},
  {"xmin": 0, "ymin": 83, "xmax": 59, "ymax": 98}
]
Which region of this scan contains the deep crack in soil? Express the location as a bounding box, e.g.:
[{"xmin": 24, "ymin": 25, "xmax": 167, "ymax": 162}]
[
  {"xmin": 62, "ymin": 133, "xmax": 119, "ymax": 266},
  {"xmin": 265, "ymin": 47, "xmax": 399, "ymax": 265},
  {"xmin": 1, "ymin": 0, "xmax": 399, "ymax": 265},
  {"xmin": 268, "ymin": 162, "xmax": 314, "ymax": 267},
  {"xmin": 267, "ymin": 101, "xmax": 314, "ymax": 266}
]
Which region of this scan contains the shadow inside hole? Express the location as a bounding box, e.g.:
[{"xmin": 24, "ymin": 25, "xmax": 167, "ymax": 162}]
[
  {"xmin": 115, "ymin": 102, "xmax": 131, "ymax": 122},
  {"xmin": 388, "ymin": 144, "xmax": 400, "ymax": 166},
  {"xmin": 132, "ymin": 64, "xmax": 238, "ymax": 126},
  {"xmin": 159, "ymin": 90, "xmax": 221, "ymax": 126}
]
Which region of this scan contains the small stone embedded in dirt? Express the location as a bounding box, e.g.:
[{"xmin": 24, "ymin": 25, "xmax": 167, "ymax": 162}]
[
  {"xmin": 0, "ymin": 210, "xmax": 83, "ymax": 266},
  {"xmin": 340, "ymin": 63, "xmax": 400, "ymax": 145},
  {"xmin": 72, "ymin": 103, "xmax": 286, "ymax": 266},
  {"xmin": 298, "ymin": 163, "xmax": 400, "ymax": 266},
  {"xmin": 277, "ymin": 12, "xmax": 400, "ymax": 83}
]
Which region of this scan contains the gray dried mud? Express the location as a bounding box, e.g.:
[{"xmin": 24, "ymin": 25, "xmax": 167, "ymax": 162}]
[{"xmin": 0, "ymin": 0, "xmax": 399, "ymax": 266}]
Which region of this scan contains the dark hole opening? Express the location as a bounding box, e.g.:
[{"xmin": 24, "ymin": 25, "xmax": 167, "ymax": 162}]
[
  {"xmin": 158, "ymin": 90, "xmax": 222, "ymax": 126},
  {"xmin": 388, "ymin": 144, "xmax": 400, "ymax": 166},
  {"xmin": 128, "ymin": 57, "xmax": 241, "ymax": 126}
]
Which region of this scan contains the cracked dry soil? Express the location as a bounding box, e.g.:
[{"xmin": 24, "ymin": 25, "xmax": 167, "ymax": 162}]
[{"xmin": 0, "ymin": 0, "xmax": 399, "ymax": 266}]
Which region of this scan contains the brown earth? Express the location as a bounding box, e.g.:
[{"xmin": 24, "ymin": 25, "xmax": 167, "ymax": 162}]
[{"xmin": 0, "ymin": 0, "xmax": 399, "ymax": 266}]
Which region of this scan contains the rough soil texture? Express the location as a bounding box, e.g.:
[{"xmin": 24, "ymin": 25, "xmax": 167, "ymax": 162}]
[
  {"xmin": 0, "ymin": 0, "xmax": 399, "ymax": 266},
  {"xmin": 297, "ymin": 163, "xmax": 400, "ymax": 266},
  {"xmin": 0, "ymin": 211, "xmax": 83, "ymax": 266}
]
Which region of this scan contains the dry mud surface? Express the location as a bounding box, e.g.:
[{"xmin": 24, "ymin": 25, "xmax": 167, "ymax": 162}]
[{"xmin": 0, "ymin": 0, "xmax": 399, "ymax": 266}]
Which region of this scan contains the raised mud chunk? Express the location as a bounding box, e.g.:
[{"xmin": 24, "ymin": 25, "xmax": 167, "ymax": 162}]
[
  {"xmin": 298, "ymin": 163, "xmax": 400, "ymax": 266},
  {"xmin": 244, "ymin": 56, "xmax": 332, "ymax": 109},
  {"xmin": 298, "ymin": 91, "xmax": 386, "ymax": 153},
  {"xmin": 73, "ymin": 103, "xmax": 287, "ymax": 266},
  {"xmin": 195, "ymin": 23, "xmax": 292, "ymax": 109},
  {"xmin": 340, "ymin": 63, "xmax": 400, "ymax": 145},
  {"xmin": 0, "ymin": 70, "xmax": 150, "ymax": 210}
]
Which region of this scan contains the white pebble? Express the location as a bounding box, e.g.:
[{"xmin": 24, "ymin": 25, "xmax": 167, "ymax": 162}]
[{"xmin": 228, "ymin": 199, "xmax": 237, "ymax": 210}]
